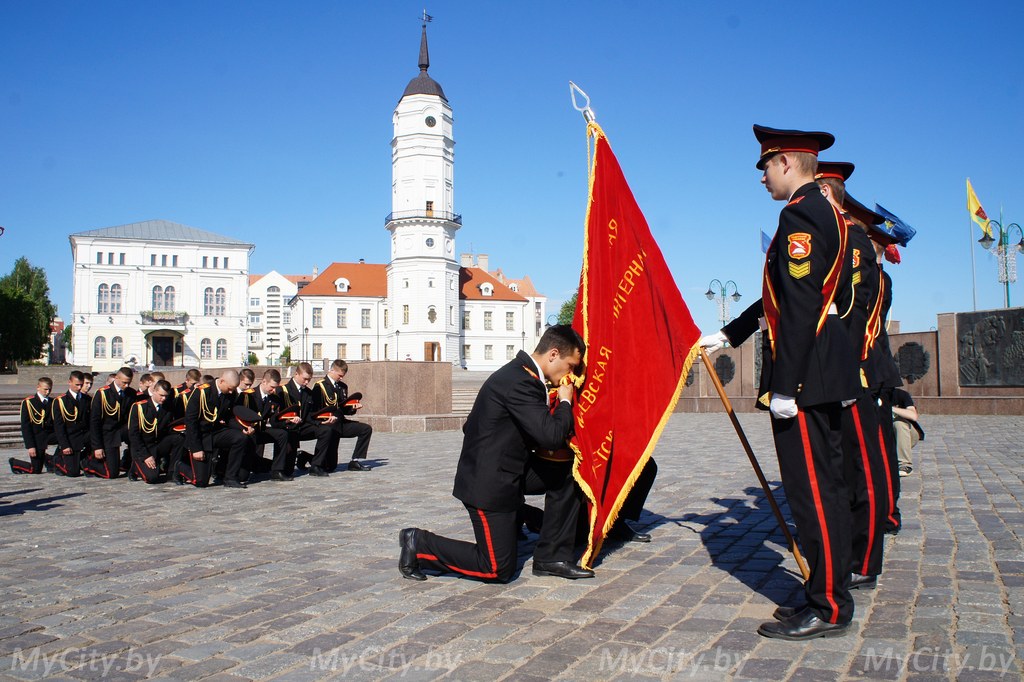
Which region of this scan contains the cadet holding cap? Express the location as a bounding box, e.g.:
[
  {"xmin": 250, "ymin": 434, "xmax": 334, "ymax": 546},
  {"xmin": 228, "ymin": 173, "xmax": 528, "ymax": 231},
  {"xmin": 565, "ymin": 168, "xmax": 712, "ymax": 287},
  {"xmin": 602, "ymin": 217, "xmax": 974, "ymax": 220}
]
[{"xmin": 700, "ymin": 125, "xmax": 860, "ymax": 641}]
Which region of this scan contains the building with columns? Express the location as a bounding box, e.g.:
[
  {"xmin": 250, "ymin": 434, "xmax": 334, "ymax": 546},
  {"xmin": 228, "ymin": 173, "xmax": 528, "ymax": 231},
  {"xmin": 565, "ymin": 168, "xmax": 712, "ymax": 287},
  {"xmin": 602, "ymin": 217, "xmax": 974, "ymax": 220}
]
[{"xmin": 288, "ymin": 25, "xmax": 545, "ymax": 371}]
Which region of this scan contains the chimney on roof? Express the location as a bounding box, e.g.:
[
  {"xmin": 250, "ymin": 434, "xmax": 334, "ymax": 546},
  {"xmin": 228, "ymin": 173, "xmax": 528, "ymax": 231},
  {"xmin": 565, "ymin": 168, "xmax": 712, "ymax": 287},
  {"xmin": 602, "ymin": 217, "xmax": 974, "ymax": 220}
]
[
  {"xmin": 477, "ymin": 254, "xmax": 489, "ymax": 272},
  {"xmin": 460, "ymin": 253, "xmax": 473, "ymax": 267},
  {"xmin": 312, "ymin": 265, "xmax": 319, "ymax": 278}
]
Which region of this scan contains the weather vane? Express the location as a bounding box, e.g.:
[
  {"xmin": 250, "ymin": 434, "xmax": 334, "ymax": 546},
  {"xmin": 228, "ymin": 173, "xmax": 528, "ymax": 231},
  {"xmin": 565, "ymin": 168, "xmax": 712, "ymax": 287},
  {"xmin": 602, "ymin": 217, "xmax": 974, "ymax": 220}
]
[{"xmin": 421, "ymin": 9, "xmax": 433, "ymax": 25}]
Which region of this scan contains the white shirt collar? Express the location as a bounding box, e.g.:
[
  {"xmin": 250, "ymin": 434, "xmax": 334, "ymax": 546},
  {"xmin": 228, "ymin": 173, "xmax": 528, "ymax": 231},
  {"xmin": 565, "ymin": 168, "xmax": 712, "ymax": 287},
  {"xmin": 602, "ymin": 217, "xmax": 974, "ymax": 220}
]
[{"xmin": 528, "ymin": 354, "xmax": 547, "ymax": 387}]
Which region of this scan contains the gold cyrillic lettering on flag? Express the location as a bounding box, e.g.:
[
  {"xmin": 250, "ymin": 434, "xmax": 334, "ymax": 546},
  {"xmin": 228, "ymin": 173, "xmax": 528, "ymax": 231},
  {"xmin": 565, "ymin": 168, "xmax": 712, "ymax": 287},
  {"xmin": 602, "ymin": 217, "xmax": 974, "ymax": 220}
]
[{"xmin": 570, "ymin": 123, "xmax": 701, "ymax": 568}]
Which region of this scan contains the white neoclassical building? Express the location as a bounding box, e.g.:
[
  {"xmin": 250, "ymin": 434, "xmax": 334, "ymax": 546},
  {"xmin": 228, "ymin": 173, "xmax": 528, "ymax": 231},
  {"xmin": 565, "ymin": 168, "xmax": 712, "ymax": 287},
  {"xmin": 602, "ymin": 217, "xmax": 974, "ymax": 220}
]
[
  {"xmin": 68, "ymin": 220, "xmax": 252, "ymax": 371},
  {"xmin": 288, "ymin": 25, "xmax": 546, "ymax": 371}
]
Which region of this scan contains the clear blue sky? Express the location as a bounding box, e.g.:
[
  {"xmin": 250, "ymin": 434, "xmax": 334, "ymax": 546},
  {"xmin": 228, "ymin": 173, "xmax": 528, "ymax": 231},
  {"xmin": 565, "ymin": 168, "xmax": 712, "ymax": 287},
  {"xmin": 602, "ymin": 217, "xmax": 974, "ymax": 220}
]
[{"xmin": 2, "ymin": 1, "xmax": 1023, "ymax": 335}]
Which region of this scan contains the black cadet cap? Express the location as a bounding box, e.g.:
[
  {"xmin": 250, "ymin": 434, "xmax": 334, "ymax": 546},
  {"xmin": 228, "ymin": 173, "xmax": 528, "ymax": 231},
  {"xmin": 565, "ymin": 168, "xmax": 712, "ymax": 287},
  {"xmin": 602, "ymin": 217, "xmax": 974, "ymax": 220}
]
[
  {"xmin": 844, "ymin": 193, "xmax": 898, "ymax": 245},
  {"xmin": 754, "ymin": 124, "xmax": 835, "ymax": 170},
  {"xmin": 233, "ymin": 405, "xmax": 260, "ymax": 428},
  {"xmin": 815, "ymin": 161, "xmax": 855, "ymax": 182}
]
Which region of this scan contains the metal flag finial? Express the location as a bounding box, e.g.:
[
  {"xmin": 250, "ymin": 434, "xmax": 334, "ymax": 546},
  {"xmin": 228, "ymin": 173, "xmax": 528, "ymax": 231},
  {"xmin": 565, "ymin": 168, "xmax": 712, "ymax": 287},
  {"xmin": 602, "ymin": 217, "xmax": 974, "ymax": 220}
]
[{"xmin": 569, "ymin": 81, "xmax": 596, "ymax": 123}]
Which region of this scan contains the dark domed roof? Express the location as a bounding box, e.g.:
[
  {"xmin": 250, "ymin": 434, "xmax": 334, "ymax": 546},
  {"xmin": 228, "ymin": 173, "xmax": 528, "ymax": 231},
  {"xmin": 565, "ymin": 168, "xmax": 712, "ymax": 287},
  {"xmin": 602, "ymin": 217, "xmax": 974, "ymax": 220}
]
[
  {"xmin": 400, "ymin": 25, "xmax": 447, "ymax": 102},
  {"xmin": 403, "ymin": 72, "xmax": 446, "ymax": 101}
]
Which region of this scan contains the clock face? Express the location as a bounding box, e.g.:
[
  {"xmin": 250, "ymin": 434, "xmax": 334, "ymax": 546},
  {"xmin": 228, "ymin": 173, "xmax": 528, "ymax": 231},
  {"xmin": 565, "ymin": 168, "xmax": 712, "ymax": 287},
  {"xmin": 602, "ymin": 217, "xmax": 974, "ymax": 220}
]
[
  {"xmin": 425, "ymin": 116, "xmax": 436, "ymax": 127},
  {"xmin": 425, "ymin": 238, "xmax": 435, "ymax": 248}
]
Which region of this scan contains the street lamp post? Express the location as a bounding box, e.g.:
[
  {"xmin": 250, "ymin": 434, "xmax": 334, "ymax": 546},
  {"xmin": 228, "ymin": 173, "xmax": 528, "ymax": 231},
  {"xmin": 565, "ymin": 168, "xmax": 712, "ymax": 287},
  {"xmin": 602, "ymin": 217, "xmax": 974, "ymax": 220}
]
[
  {"xmin": 303, "ymin": 327, "xmax": 309, "ymax": 364},
  {"xmin": 978, "ymin": 219, "xmax": 1023, "ymax": 308},
  {"xmin": 704, "ymin": 279, "xmax": 742, "ymax": 328}
]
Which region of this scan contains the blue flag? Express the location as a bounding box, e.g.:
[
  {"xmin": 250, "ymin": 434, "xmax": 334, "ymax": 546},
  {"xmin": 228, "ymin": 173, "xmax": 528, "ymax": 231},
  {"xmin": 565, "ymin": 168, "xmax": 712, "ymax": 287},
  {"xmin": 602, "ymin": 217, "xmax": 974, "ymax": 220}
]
[
  {"xmin": 874, "ymin": 204, "xmax": 916, "ymax": 247},
  {"xmin": 761, "ymin": 229, "xmax": 772, "ymax": 254}
]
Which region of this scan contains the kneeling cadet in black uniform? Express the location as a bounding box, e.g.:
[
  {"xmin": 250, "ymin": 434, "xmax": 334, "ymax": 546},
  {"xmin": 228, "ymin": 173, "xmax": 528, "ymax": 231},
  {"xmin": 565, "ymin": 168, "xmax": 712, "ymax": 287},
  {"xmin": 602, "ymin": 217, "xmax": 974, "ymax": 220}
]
[{"xmin": 128, "ymin": 379, "xmax": 183, "ymax": 483}]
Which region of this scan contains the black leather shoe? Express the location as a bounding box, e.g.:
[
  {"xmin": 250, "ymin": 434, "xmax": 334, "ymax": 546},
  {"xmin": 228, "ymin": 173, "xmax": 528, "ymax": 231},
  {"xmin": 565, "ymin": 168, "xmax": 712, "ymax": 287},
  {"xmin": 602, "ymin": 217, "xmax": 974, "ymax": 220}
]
[
  {"xmin": 308, "ymin": 466, "xmax": 329, "ymax": 477},
  {"xmin": 128, "ymin": 472, "xmax": 140, "ymax": 482},
  {"xmin": 532, "ymin": 561, "xmax": 595, "ymax": 579},
  {"xmin": 347, "ymin": 460, "xmax": 370, "ymax": 471},
  {"xmin": 224, "ymin": 479, "xmax": 247, "ymax": 489},
  {"xmin": 757, "ymin": 609, "xmax": 850, "ymax": 641},
  {"xmin": 399, "ymin": 528, "xmax": 427, "ymax": 581},
  {"xmin": 295, "ymin": 451, "xmax": 311, "ymax": 470},
  {"xmin": 608, "ymin": 521, "xmax": 652, "ymax": 543},
  {"xmin": 271, "ymin": 471, "xmax": 294, "ymax": 482},
  {"xmin": 174, "ymin": 473, "xmax": 185, "ymax": 486},
  {"xmin": 9, "ymin": 458, "xmax": 20, "ymax": 475},
  {"xmin": 850, "ymin": 573, "xmax": 877, "ymax": 590}
]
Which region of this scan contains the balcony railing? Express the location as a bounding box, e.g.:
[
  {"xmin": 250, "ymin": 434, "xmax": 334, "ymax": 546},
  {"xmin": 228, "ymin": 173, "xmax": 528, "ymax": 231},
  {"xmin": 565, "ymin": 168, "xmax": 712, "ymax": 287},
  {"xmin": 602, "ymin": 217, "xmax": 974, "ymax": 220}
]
[
  {"xmin": 385, "ymin": 210, "xmax": 462, "ymax": 225},
  {"xmin": 140, "ymin": 310, "xmax": 189, "ymax": 325}
]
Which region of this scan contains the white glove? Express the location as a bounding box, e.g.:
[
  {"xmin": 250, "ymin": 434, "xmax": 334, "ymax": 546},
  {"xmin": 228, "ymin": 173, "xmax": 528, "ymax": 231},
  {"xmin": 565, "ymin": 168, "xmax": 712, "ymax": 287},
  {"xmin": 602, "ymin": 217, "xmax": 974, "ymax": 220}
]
[
  {"xmin": 841, "ymin": 398, "xmax": 857, "ymax": 408},
  {"xmin": 769, "ymin": 393, "xmax": 798, "ymax": 419},
  {"xmin": 699, "ymin": 331, "xmax": 728, "ymax": 354}
]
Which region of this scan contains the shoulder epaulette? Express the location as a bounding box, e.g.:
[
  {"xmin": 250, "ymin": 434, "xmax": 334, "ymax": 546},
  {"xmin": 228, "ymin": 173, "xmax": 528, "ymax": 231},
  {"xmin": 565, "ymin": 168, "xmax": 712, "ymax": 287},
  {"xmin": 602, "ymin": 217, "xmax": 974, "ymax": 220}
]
[
  {"xmin": 196, "ymin": 383, "xmax": 210, "ymax": 390},
  {"xmin": 786, "ymin": 195, "xmax": 806, "ymax": 207},
  {"xmin": 242, "ymin": 388, "xmax": 255, "ymax": 394}
]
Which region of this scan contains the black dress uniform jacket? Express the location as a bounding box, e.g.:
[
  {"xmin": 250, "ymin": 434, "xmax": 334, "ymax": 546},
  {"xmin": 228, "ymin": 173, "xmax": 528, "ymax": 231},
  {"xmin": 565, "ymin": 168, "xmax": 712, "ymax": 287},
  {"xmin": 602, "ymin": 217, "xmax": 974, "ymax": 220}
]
[
  {"xmin": 89, "ymin": 384, "xmax": 136, "ymax": 450},
  {"xmin": 452, "ymin": 350, "xmax": 574, "ymax": 513},
  {"xmin": 724, "ymin": 182, "xmax": 860, "ymax": 407},
  {"xmin": 20, "ymin": 394, "xmax": 54, "ymax": 451},
  {"xmin": 53, "ymin": 391, "xmax": 91, "ymax": 454}
]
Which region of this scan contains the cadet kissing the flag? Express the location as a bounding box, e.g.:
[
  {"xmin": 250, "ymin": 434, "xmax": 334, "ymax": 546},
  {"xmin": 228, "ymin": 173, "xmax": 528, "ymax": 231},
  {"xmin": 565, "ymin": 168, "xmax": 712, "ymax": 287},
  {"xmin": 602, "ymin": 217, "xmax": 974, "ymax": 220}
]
[{"xmin": 570, "ymin": 121, "xmax": 701, "ymax": 568}]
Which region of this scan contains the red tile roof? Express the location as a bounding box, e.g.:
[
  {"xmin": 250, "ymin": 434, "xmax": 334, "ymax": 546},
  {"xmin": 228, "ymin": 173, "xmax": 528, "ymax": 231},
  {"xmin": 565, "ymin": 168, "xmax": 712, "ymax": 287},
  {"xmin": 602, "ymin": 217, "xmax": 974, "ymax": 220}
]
[
  {"xmin": 298, "ymin": 263, "xmax": 388, "ymax": 297},
  {"xmin": 461, "ymin": 267, "xmax": 528, "ymax": 301}
]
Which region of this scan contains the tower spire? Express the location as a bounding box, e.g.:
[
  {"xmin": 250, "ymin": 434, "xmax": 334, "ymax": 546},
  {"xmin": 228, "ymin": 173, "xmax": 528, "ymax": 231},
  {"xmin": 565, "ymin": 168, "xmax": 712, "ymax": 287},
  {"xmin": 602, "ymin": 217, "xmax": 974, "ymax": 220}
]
[{"xmin": 418, "ymin": 23, "xmax": 430, "ymax": 72}]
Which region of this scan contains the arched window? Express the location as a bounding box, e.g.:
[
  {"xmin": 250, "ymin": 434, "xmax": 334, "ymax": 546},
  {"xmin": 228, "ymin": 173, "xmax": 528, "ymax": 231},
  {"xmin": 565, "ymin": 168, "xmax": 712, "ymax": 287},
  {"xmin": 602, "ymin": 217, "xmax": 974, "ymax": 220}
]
[
  {"xmin": 111, "ymin": 336, "xmax": 123, "ymax": 358},
  {"xmin": 216, "ymin": 338, "xmax": 227, "ymax": 360},
  {"xmin": 110, "ymin": 284, "xmax": 122, "ymax": 313},
  {"xmin": 97, "ymin": 284, "xmax": 110, "ymax": 313},
  {"xmin": 152, "ymin": 286, "xmax": 164, "ymax": 311},
  {"xmin": 204, "ymin": 288, "xmax": 214, "ymax": 315},
  {"xmin": 94, "ymin": 336, "xmax": 107, "ymax": 358},
  {"xmin": 164, "ymin": 286, "xmax": 175, "ymax": 310},
  {"xmin": 215, "ymin": 288, "xmax": 226, "ymax": 316},
  {"xmin": 200, "ymin": 338, "xmax": 212, "ymax": 359},
  {"xmin": 267, "ymin": 286, "xmax": 280, "ymax": 293}
]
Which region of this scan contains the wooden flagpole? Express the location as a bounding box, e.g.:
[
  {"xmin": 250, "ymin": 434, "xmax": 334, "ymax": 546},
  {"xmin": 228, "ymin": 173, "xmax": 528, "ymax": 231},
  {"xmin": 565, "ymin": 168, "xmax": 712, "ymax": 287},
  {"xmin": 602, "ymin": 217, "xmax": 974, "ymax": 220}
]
[{"xmin": 700, "ymin": 348, "xmax": 810, "ymax": 580}]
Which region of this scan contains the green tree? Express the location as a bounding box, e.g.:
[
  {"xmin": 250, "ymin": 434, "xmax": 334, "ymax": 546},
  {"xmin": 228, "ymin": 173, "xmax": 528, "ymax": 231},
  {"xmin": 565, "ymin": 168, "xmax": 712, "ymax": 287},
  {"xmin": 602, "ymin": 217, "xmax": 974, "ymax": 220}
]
[
  {"xmin": 247, "ymin": 352, "xmax": 259, "ymax": 366},
  {"xmin": 62, "ymin": 324, "xmax": 73, "ymax": 353},
  {"xmin": 557, "ymin": 292, "xmax": 578, "ymax": 325},
  {"xmin": 279, "ymin": 346, "xmax": 292, "ymax": 364},
  {"xmin": 0, "ymin": 257, "xmax": 56, "ymax": 371}
]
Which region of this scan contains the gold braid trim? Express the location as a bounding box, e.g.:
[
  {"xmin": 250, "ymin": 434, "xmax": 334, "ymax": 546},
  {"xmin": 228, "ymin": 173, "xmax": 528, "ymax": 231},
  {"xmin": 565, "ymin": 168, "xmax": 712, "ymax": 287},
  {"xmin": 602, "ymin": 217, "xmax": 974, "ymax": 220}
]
[
  {"xmin": 23, "ymin": 398, "xmax": 46, "ymax": 425},
  {"xmin": 198, "ymin": 388, "xmax": 218, "ymax": 423},
  {"xmin": 318, "ymin": 380, "xmax": 338, "ymax": 407},
  {"xmin": 56, "ymin": 396, "xmax": 78, "ymax": 423},
  {"xmin": 134, "ymin": 403, "xmax": 158, "ymax": 435},
  {"xmin": 100, "ymin": 389, "xmax": 120, "ymax": 418}
]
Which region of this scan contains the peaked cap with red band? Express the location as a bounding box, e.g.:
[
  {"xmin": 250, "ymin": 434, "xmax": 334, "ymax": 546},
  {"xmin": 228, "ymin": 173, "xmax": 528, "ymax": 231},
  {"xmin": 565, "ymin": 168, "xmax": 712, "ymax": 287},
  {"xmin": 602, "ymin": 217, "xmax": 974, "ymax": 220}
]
[
  {"xmin": 754, "ymin": 124, "xmax": 835, "ymax": 170},
  {"xmin": 815, "ymin": 161, "xmax": 855, "ymax": 182}
]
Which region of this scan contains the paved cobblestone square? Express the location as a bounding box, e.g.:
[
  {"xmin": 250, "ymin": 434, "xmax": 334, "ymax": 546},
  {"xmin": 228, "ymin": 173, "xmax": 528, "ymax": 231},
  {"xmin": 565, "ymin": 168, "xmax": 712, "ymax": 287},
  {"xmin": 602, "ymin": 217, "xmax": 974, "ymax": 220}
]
[{"xmin": 1, "ymin": 413, "xmax": 1021, "ymax": 680}]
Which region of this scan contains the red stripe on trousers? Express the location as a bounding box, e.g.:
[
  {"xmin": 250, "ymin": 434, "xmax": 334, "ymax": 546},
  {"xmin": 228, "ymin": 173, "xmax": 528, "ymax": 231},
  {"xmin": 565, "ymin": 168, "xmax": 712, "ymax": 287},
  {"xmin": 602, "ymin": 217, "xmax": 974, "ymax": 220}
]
[
  {"xmin": 877, "ymin": 425, "xmax": 897, "ymax": 525},
  {"xmin": 798, "ymin": 411, "xmax": 840, "ymax": 624},
  {"xmin": 435, "ymin": 509, "xmax": 499, "ymax": 579},
  {"xmin": 851, "ymin": 405, "xmax": 877, "ymax": 576}
]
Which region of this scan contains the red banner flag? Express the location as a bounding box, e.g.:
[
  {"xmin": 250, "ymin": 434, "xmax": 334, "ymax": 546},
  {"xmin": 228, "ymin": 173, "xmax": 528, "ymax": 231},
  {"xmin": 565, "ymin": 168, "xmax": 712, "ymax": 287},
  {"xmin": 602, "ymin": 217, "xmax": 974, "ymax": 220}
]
[{"xmin": 571, "ymin": 123, "xmax": 700, "ymax": 568}]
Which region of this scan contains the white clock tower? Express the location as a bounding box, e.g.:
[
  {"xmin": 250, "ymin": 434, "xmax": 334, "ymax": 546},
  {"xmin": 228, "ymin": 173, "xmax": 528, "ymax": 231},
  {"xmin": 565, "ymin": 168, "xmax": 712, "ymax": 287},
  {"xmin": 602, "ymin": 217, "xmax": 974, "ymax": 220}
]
[{"xmin": 386, "ymin": 24, "xmax": 461, "ymax": 363}]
